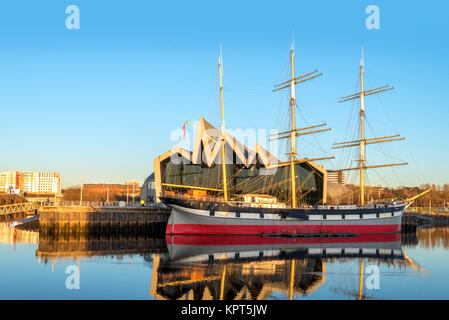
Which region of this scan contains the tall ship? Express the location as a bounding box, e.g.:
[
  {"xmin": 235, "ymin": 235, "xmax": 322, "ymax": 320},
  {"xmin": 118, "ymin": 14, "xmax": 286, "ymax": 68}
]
[{"xmin": 160, "ymin": 44, "xmax": 428, "ymax": 235}]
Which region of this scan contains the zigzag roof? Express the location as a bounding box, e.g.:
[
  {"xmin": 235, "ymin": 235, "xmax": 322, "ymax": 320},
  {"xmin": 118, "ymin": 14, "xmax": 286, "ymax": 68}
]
[{"xmin": 191, "ymin": 117, "xmax": 279, "ymax": 168}]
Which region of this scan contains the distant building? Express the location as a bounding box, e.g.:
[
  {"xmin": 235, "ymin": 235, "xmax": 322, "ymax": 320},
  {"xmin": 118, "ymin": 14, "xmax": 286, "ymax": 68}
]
[
  {"xmin": 22, "ymin": 172, "xmax": 39, "ymax": 193},
  {"xmin": 0, "ymin": 171, "xmax": 61, "ymax": 195},
  {"xmin": 65, "ymin": 181, "xmax": 142, "ymax": 203},
  {"xmin": 0, "ymin": 171, "xmax": 21, "ymax": 194},
  {"xmin": 140, "ymin": 173, "xmax": 156, "ymax": 205},
  {"xmin": 327, "ymin": 171, "xmax": 347, "ymax": 185},
  {"xmin": 82, "ymin": 183, "xmax": 140, "ymax": 197},
  {"xmin": 35, "ymin": 172, "xmax": 61, "ymax": 194}
]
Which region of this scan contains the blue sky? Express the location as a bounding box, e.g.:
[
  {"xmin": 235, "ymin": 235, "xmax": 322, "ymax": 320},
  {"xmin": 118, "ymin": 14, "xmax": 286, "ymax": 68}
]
[{"xmin": 0, "ymin": 0, "xmax": 448, "ymax": 188}]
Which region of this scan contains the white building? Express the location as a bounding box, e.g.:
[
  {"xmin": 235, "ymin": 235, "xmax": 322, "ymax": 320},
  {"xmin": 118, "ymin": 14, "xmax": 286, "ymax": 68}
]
[
  {"xmin": 34, "ymin": 172, "xmax": 61, "ymax": 194},
  {"xmin": 0, "ymin": 171, "xmax": 61, "ymax": 194},
  {"xmin": 327, "ymin": 171, "xmax": 347, "ymax": 185},
  {"xmin": 22, "ymin": 172, "xmax": 39, "ymax": 193}
]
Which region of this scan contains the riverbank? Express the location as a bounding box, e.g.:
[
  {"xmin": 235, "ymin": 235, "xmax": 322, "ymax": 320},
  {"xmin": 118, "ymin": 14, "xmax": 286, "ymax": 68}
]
[{"xmin": 402, "ymin": 211, "xmax": 449, "ymax": 233}]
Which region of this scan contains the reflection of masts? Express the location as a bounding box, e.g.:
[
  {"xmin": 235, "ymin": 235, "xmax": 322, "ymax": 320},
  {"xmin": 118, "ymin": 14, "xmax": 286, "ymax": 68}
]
[
  {"xmin": 332, "ymin": 51, "xmax": 407, "ymax": 206},
  {"xmin": 220, "ymin": 264, "xmax": 226, "ymax": 300},
  {"xmin": 150, "ymin": 254, "xmax": 160, "ymax": 298},
  {"xmin": 358, "ymin": 259, "xmax": 364, "ymax": 300},
  {"xmin": 289, "ymin": 259, "xmax": 295, "ymax": 300},
  {"xmin": 219, "ymin": 48, "xmax": 228, "ymax": 202},
  {"xmin": 271, "ymin": 44, "xmax": 328, "ymax": 208}
]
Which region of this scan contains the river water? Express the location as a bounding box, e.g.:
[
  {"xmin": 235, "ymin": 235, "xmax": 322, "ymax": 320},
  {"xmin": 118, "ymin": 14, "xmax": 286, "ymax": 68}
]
[{"xmin": 1, "ymin": 222, "xmax": 448, "ymax": 300}]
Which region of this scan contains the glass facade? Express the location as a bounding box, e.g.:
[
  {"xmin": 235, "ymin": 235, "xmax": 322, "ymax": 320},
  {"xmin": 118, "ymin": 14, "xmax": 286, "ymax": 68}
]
[{"xmin": 161, "ymin": 158, "xmax": 324, "ymax": 206}]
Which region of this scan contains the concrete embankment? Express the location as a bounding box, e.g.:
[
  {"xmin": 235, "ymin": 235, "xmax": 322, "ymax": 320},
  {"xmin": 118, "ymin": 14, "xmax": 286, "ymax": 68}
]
[
  {"xmin": 38, "ymin": 206, "xmax": 170, "ymax": 237},
  {"xmin": 39, "ymin": 206, "xmax": 170, "ymax": 224}
]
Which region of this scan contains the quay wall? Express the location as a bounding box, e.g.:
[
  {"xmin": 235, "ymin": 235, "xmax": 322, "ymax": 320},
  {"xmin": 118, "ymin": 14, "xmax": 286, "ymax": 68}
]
[
  {"xmin": 38, "ymin": 206, "xmax": 171, "ymax": 238},
  {"xmin": 402, "ymin": 210, "xmax": 449, "ymax": 233},
  {"xmin": 38, "ymin": 206, "xmax": 170, "ymax": 226}
]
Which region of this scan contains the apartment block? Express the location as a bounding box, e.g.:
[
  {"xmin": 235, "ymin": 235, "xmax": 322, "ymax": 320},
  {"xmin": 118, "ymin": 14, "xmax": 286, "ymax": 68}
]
[
  {"xmin": 327, "ymin": 171, "xmax": 347, "ymax": 185},
  {"xmin": 0, "ymin": 171, "xmax": 61, "ymax": 195}
]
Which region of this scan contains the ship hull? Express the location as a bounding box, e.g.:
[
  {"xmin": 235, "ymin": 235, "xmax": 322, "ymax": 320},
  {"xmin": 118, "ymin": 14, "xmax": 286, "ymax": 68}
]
[{"xmin": 161, "ymin": 197, "xmax": 405, "ymax": 235}]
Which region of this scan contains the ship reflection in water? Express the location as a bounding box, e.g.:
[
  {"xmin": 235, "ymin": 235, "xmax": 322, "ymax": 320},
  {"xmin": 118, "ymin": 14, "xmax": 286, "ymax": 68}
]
[{"xmin": 153, "ymin": 233, "xmax": 408, "ymax": 300}]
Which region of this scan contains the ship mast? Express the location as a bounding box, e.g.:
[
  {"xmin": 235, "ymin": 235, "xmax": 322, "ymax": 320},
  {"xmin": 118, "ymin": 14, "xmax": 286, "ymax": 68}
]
[
  {"xmin": 359, "ymin": 55, "xmax": 366, "ymax": 206},
  {"xmin": 272, "ymin": 44, "xmax": 331, "ymax": 208},
  {"xmin": 289, "ymin": 46, "xmax": 297, "ymax": 208},
  {"xmin": 219, "ymin": 47, "xmax": 228, "ymax": 202},
  {"xmin": 331, "ymin": 50, "xmax": 408, "ymax": 206}
]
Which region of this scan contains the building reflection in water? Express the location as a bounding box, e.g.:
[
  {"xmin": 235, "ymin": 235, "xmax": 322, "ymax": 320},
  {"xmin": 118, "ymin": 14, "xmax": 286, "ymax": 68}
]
[
  {"xmin": 151, "ymin": 233, "xmax": 411, "ymax": 300},
  {"xmin": 0, "ymin": 222, "xmax": 39, "ymax": 245},
  {"xmin": 34, "ymin": 224, "xmax": 168, "ymax": 274}
]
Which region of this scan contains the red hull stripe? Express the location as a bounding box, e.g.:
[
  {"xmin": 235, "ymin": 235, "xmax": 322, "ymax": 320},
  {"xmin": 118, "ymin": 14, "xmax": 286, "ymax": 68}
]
[
  {"xmin": 166, "ymin": 233, "xmax": 401, "ymax": 246},
  {"xmin": 166, "ymin": 223, "xmax": 401, "ymax": 235}
]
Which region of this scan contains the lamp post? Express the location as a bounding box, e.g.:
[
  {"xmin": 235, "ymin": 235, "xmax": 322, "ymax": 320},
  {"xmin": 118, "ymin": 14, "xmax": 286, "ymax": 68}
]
[{"xmin": 80, "ymin": 177, "xmax": 83, "ymax": 206}]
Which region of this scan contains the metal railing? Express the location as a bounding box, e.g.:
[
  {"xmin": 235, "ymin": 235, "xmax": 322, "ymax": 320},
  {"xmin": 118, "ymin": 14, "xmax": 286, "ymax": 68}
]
[
  {"xmin": 406, "ymin": 207, "xmax": 449, "ymax": 215},
  {"xmin": 0, "ymin": 200, "xmax": 167, "ymax": 216},
  {"xmin": 38, "ymin": 200, "xmax": 166, "ymax": 209},
  {"xmin": 0, "ymin": 202, "xmax": 39, "ymax": 216},
  {"xmin": 160, "ymin": 192, "xmax": 285, "ymax": 209}
]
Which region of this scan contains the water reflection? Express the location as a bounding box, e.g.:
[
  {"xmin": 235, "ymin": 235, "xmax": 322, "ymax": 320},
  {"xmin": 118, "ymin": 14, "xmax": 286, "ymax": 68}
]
[
  {"xmin": 0, "ymin": 223, "xmax": 39, "ymax": 245},
  {"xmin": 413, "ymin": 227, "xmax": 449, "ymax": 249},
  {"xmin": 36, "ymin": 232, "xmax": 167, "ymax": 262},
  {"xmin": 2, "ymin": 220, "xmax": 446, "ymax": 300},
  {"xmin": 153, "ymin": 234, "xmax": 406, "ymax": 300}
]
